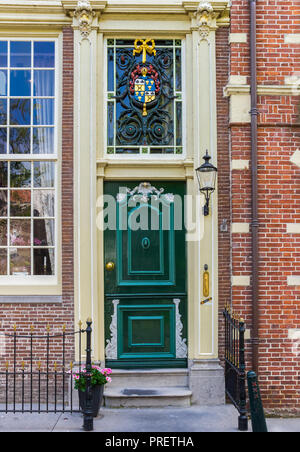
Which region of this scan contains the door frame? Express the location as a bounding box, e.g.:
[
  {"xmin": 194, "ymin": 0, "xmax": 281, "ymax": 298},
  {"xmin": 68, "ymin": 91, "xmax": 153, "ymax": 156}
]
[{"xmin": 103, "ymin": 180, "xmax": 188, "ymax": 369}]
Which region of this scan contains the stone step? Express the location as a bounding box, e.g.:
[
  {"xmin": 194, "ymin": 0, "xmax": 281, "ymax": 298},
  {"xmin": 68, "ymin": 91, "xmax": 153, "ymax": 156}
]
[
  {"xmin": 104, "ymin": 387, "xmax": 192, "ymax": 408},
  {"xmin": 107, "ymin": 368, "xmax": 189, "ymax": 389}
]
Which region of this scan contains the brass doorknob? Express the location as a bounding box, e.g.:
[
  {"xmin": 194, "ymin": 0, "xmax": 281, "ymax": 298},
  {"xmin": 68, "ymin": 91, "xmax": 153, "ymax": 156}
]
[{"xmin": 106, "ymin": 262, "xmax": 115, "ymax": 271}]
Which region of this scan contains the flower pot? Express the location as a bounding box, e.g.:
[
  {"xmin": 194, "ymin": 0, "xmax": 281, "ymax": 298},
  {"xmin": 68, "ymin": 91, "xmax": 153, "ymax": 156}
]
[{"xmin": 78, "ymin": 384, "xmax": 104, "ymax": 417}]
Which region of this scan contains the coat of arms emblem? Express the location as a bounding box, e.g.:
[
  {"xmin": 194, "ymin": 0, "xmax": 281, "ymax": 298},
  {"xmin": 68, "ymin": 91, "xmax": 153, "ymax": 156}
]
[{"xmin": 129, "ymin": 40, "xmax": 161, "ymax": 117}]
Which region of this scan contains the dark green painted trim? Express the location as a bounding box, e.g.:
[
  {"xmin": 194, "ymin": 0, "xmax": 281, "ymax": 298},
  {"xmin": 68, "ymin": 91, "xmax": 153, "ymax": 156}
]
[
  {"xmin": 117, "ymin": 304, "xmax": 176, "ymax": 360},
  {"xmin": 106, "ymin": 359, "xmax": 188, "ymax": 369}
]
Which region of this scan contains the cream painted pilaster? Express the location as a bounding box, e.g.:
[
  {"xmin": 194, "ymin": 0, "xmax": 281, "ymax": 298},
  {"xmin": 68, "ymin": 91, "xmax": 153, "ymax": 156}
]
[
  {"xmin": 71, "ymin": 1, "xmax": 105, "ymax": 360},
  {"xmin": 188, "ymin": 1, "xmax": 224, "ymax": 404},
  {"xmin": 189, "ymin": 2, "xmax": 219, "ymax": 360}
]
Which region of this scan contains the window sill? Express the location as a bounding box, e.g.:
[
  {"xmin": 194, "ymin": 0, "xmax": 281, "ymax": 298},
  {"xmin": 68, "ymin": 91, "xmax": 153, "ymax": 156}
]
[
  {"xmin": 0, "ymin": 277, "xmax": 62, "ymax": 296},
  {"xmin": 0, "ymin": 295, "xmax": 62, "ymax": 304}
]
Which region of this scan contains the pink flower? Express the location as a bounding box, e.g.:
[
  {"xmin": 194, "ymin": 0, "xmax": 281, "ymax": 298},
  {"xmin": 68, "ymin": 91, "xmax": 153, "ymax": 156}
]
[{"xmin": 106, "ymin": 376, "xmax": 112, "ymax": 383}]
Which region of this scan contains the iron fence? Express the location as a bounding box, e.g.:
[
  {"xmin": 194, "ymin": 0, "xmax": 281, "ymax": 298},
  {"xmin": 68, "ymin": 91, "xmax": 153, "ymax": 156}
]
[
  {"xmin": 223, "ymin": 305, "xmax": 248, "ymax": 431},
  {"xmin": 0, "ymin": 319, "xmax": 95, "ymax": 431}
]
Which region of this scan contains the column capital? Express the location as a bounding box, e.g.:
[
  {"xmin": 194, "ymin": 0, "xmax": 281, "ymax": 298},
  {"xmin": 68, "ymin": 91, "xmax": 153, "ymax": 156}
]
[
  {"xmin": 62, "ymin": 0, "xmax": 107, "ymax": 37},
  {"xmin": 186, "ymin": 1, "xmax": 230, "ymax": 32}
]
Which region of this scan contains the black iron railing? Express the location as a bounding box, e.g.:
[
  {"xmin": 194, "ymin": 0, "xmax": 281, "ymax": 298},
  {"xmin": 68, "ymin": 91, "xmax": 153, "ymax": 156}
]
[
  {"xmin": 0, "ymin": 319, "xmax": 95, "ymax": 431},
  {"xmin": 223, "ymin": 306, "xmax": 248, "ymax": 431}
]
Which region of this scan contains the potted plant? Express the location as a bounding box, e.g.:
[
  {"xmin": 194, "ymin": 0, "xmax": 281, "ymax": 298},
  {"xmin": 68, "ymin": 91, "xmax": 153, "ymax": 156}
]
[{"xmin": 73, "ymin": 365, "xmax": 112, "ymax": 417}]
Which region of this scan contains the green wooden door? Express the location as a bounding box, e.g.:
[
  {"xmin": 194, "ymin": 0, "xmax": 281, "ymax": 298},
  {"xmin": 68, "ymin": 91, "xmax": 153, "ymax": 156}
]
[{"xmin": 104, "ymin": 181, "xmax": 187, "ymax": 368}]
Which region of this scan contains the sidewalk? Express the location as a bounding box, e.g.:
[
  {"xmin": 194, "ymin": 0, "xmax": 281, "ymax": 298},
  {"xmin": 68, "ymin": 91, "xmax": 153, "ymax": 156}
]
[{"xmin": 0, "ymin": 404, "xmax": 299, "ymax": 432}]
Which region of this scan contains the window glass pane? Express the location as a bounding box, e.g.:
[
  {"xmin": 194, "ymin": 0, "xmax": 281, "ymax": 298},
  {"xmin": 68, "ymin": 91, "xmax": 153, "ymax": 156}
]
[
  {"xmin": 0, "ymin": 99, "xmax": 7, "ymax": 124},
  {"xmin": 10, "ymin": 161, "xmax": 31, "ymax": 188},
  {"xmin": 0, "ymin": 190, "xmax": 7, "ymax": 216},
  {"xmin": 34, "ymin": 219, "xmax": 54, "ymax": 246},
  {"xmin": 34, "ymin": 42, "xmax": 55, "ymax": 68},
  {"xmin": 0, "ymin": 128, "xmax": 7, "ymax": 154},
  {"xmin": 10, "ymin": 248, "xmax": 31, "ymax": 275},
  {"xmin": 33, "ymin": 99, "xmax": 54, "ymax": 125},
  {"xmin": 9, "ymin": 128, "xmax": 30, "ymax": 154},
  {"xmin": 0, "ymin": 161, "xmax": 8, "ymax": 187},
  {"xmin": 1, "ymin": 40, "xmax": 57, "ymax": 279},
  {"xmin": 33, "ymin": 127, "xmax": 54, "ymax": 154},
  {"xmin": 10, "ymin": 99, "xmax": 31, "ymax": 125},
  {"xmin": 107, "ymin": 102, "xmax": 114, "ymax": 146},
  {"xmin": 10, "ymin": 190, "xmax": 31, "ymax": 216},
  {"xmin": 176, "ymin": 102, "xmax": 182, "ymax": 146},
  {"xmin": 0, "ymin": 42, "xmax": 8, "ymax": 67},
  {"xmin": 10, "ymin": 41, "xmax": 31, "ymax": 68},
  {"xmin": 107, "ymin": 47, "xmax": 114, "ymax": 91},
  {"xmin": 0, "ymin": 70, "xmax": 7, "ymax": 96},
  {"xmin": 33, "ymin": 161, "xmax": 54, "ymax": 187},
  {"xmin": 33, "ymin": 190, "xmax": 54, "ymax": 218},
  {"xmin": 107, "ymin": 39, "xmax": 183, "ymax": 155},
  {"xmin": 34, "ymin": 248, "xmax": 54, "ymax": 275},
  {"xmin": 33, "ymin": 70, "xmax": 55, "ymax": 97},
  {"xmin": 10, "ymin": 219, "xmax": 31, "ymax": 246},
  {"xmin": 175, "ymin": 48, "xmax": 182, "ymax": 92},
  {"xmin": 0, "ymin": 248, "xmax": 7, "ymax": 275},
  {"xmin": 0, "ymin": 219, "xmax": 7, "ymax": 245},
  {"xmin": 10, "ymin": 70, "xmax": 31, "ymax": 96}
]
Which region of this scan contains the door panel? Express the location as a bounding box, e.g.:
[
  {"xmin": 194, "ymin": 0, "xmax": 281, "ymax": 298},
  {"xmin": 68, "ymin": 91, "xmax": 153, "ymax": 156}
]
[{"xmin": 104, "ymin": 181, "xmax": 187, "ymax": 368}]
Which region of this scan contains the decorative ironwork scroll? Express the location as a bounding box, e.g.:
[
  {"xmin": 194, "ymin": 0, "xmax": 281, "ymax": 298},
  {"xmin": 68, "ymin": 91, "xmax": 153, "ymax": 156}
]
[{"xmin": 106, "ymin": 39, "xmax": 183, "ymax": 155}]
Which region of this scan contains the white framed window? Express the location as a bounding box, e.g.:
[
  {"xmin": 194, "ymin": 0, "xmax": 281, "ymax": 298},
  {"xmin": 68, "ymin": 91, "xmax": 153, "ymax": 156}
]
[
  {"xmin": 0, "ymin": 39, "xmax": 59, "ymax": 282},
  {"xmin": 104, "ymin": 38, "xmax": 185, "ymax": 157}
]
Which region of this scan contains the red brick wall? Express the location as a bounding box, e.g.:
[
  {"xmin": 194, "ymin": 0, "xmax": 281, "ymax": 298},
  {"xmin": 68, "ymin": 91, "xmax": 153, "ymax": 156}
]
[
  {"xmin": 0, "ymin": 27, "xmax": 75, "ymax": 371},
  {"xmin": 216, "ymin": 27, "xmax": 231, "ymax": 363},
  {"xmin": 229, "ymin": 0, "xmax": 300, "ymax": 414}
]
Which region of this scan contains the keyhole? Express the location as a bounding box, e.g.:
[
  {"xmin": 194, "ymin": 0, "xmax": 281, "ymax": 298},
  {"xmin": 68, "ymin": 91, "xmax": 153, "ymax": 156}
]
[{"xmin": 142, "ymin": 237, "xmax": 151, "ymax": 250}]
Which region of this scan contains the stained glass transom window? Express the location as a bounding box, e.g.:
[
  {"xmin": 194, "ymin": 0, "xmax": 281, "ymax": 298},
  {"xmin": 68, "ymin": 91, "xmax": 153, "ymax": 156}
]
[
  {"xmin": 0, "ymin": 40, "xmax": 57, "ymax": 278},
  {"xmin": 106, "ymin": 39, "xmax": 184, "ymax": 155}
]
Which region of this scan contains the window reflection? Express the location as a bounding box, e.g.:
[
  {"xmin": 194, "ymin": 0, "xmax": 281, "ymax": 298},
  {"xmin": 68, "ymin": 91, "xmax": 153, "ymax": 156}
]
[
  {"xmin": 0, "ymin": 190, "xmax": 7, "ymax": 216},
  {"xmin": 0, "ymin": 219, "xmax": 7, "ymax": 245},
  {"xmin": 0, "ymin": 162, "xmax": 8, "ymax": 187},
  {"xmin": 10, "ymin": 70, "xmax": 31, "ymax": 97},
  {"xmin": 10, "ymin": 248, "xmax": 31, "ymax": 275},
  {"xmin": 9, "ymin": 128, "xmax": 30, "ymax": 154},
  {"xmin": 33, "ymin": 190, "xmax": 55, "ymax": 218},
  {"xmin": 33, "ymin": 128, "xmax": 54, "ymax": 154},
  {"xmin": 10, "ymin": 41, "xmax": 31, "ymax": 68},
  {"xmin": 33, "ymin": 99, "xmax": 54, "ymax": 125},
  {"xmin": 0, "ymin": 128, "xmax": 7, "ymax": 154},
  {"xmin": 0, "ymin": 249, "xmax": 7, "ymax": 275},
  {"xmin": 0, "ymin": 70, "xmax": 7, "ymax": 96},
  {"xmin": 34, "ymin": 219, "xmax": 54, "ymax": 247},
  {"xmin": 33, "ymin": 161, "xmax": 54, "ymax": 187},
  {"xmin": 10, "ymin": 219, "xmax": 31, "ymax": 246},
  {"xmin": 0, "ymin": 42, "xmax": 8, "ymax": 67},
  {"xmin": 10, "ymin": 99, "xmax": 31, "ymax": 125},
  {"xmin": 34, "ymin": 248, "xmax": 54, "ymax": 275},
  {"xmin": 0, "ymin": 99, "xmax": 7, "ymax": 124},
  {"xmin": 0, "ymin": 40, "xmax": 56, "ymax": 278},
  {"xmin": 10, "ymin": 190, "xmax": 31, "ymax": 217},
  {"xmin": 34, "ymin": 42, "xmax": 55, "ymax": 68},
  {"xmin": 10, "ymin": 161, "xmax": 31, "ymax": 187},
  {"xmin": 34, "ymin": 70, "xmax": 55, "ymax": 97}
]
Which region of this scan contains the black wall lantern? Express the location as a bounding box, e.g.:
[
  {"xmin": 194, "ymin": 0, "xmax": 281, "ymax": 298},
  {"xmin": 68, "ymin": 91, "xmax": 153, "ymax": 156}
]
[{"xmin": 195, "ymin": 150, "xmax": 218, "ymax": 216}]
